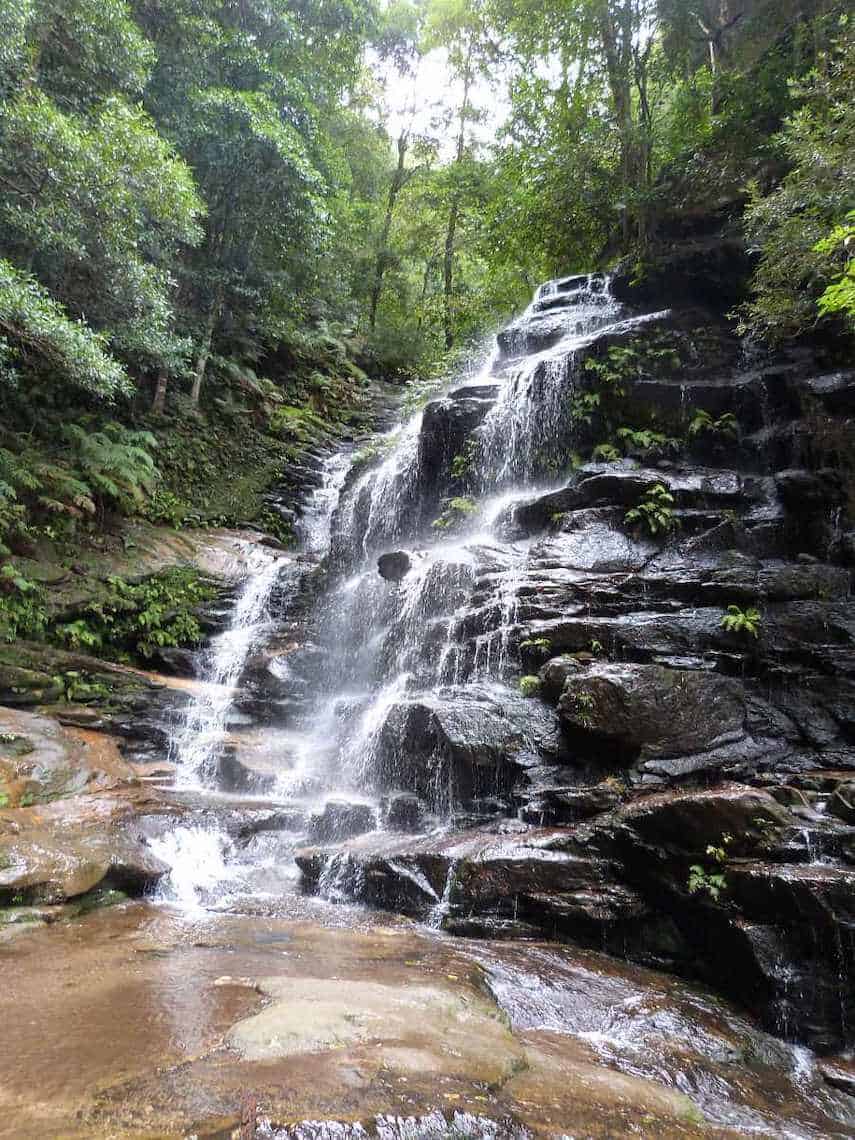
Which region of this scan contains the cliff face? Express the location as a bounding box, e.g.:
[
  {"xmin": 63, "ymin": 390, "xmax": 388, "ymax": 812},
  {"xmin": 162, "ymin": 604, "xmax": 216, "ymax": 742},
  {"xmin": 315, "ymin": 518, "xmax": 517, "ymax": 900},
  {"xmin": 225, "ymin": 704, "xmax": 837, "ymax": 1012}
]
[{"xmin": 297, "ymin": 253, "xmax": 855, "ymax": 1054}]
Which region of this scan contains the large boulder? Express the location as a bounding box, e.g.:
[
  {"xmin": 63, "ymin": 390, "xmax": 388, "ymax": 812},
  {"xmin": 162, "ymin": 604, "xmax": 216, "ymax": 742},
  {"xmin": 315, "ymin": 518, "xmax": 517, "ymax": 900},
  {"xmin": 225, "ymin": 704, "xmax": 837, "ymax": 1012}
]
[
  {"xmin": 309, "ymin": 799, "xmax": 375, "ymax": 843},
  {"xmin": 618, "ymin": 785, "xmax": 793, "ymax": 856},
  {"xmin": 377, "ymin": 550, "xmax": 411, "ymax": 582},
  {"xmin": 373, "ymin": 691, "xmax": 525, "ymax": 811},
  {"xmin": 558, "ymin": 663, "xmax": 746, "ymax": 762},
  {"xmin": 0, "ymin": 794, "xmax": 168, "ymax": 905}
]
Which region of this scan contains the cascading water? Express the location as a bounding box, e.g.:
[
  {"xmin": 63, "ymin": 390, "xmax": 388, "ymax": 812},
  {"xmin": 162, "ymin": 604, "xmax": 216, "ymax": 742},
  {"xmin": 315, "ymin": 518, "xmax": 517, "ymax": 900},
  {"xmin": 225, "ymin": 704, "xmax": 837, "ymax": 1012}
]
[
  {"xmin": 131, "ymin": 274, "xmax": 855, "ymax": 1138},
  {"xmin": 165, "ymin": 273, "xmax": 643, "ymax": 830},
  {"xmin": 171, "ymin": 549, "xmax": 287, "ymax": 787}
]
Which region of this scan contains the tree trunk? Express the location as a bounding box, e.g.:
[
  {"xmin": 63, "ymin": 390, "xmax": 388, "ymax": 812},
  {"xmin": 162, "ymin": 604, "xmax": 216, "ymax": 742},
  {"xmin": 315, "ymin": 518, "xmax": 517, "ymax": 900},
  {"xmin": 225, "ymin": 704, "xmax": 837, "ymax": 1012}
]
[
  {"xmin": 443, "ymin": 44, "xmax": 473, "ymax": 352},
  {"xmin": 370, "ymin": 132, "xmax": 410, "ymax": 332},
  {"xmin": 190, "ymin": 291, "xmax": 221, "ymax": 408},
  {"xmin": 598, "ymin": 0, "xmax": 636, "ymax": 246},
  {"xmin": 152, "ymin": 369, "xmax": 168, "ymax": 414}
]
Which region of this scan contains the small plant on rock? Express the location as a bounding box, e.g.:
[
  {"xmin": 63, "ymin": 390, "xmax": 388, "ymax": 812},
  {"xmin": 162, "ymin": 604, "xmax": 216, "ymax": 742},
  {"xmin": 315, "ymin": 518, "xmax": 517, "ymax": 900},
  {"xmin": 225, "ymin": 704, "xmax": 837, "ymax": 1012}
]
[
  {"xmin": 720, "ymin": 604, "xmax": 762, "ymax": 639},
  {"xmin": 624, "ymin": 483, "xmax": 677, "ymax": 536},
  {"xmin": 568, "ymin": 689, "xmax": 596, "ymax": 728},
  {"xmin": 616, "ymin": 426, "xmax": 681, "ymax": 459},
  {"xmin": 688, "ymin": 409, "xmax": 738, "ymax": 439},
  {"xmin": 519, "ymin": 674, "xmax": 541, "ymax": 698},
  {"xmin": 569, "ymin": 390, "xmax": 601, "ymax": 425},
  {"xmin": 432, "ymin": 496, "xmax": 478, "ymax": 531},
  {"xmin": 592, "ymin": 442, "xmax": 621, "ymax": 463},
  {"xmin": 450, "ymin": 439, "xmax": 479, "ymax": 481},
  {"xmin": 688, "ymin": 834, "xmax": 733, "ymax": 902}
]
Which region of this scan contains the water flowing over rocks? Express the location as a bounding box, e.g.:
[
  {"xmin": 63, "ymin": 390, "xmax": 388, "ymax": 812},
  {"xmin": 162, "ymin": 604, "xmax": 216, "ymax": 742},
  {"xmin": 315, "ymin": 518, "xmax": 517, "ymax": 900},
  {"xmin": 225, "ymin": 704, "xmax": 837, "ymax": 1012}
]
[
  {"xmin": 283, "ymin": 273, "xmax": 855, "ymax": 1056},
  {"xmin": 5, "ymin": 271, "xmax": 855, "ymax": 1137}
]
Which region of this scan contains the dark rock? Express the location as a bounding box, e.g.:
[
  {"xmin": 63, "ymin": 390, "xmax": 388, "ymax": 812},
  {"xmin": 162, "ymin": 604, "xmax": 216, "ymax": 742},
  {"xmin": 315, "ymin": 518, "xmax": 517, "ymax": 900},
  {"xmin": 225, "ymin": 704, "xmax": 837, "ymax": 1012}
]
[
  {"xmin": 519, "ymin": 783, "xmax": 622, "ymax": 825},
  {"xmin": 619, "ymin": 785, "xmax": 793, "ymax": 855},
  {"xmin": 538, "ymin": 655, "xmax": 583, "ymax": 702},
  {"xmin": 803, "ymin": 370, "xmax": 855, "ymax": 415},
  {"xmin": 214, "ymin": 747, "xmax": 276, "ymax": 795},
  {"xmin": 828, "ymin": 782, "xmax": 855, "ymax": 825},
  {"xmin": 373, "ymin": 692, "xmax": 525, "ymax": 810},
  {"xmin": 378, "ymin": 551, "xmax": 412, "ymax": 582},
  {"xmin": 557, "ymin": 663, "xmax": 746, "ymax": 763},
  {"xmin": 151, "ymin": 646, "xmax": 198, "ymax": 677},
  {"xmin": 382, "ymin": 792, "xmax": 426, "ymax": 833},
  {"xmin": 818, "ymin": 1058, "xmax": 855, "ymax": 1095},
  {"xmin": 309, "ymin": 800, "xmax": 375, "ymax": 843},
  {"xmin": 775, "ymin": 468, "xmax": 845, "ymax": 511},
  {"xmin": 610, "ymin": 236, "xmax": 753, "ymax": 312}
]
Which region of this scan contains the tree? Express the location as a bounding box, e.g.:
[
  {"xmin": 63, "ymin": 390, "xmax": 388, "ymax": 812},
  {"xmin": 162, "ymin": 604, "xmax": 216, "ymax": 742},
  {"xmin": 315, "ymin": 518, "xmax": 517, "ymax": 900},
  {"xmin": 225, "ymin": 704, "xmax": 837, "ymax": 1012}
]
[{"xmin": 741, "ymin": 21, "xmax": 855, "ymax": 342}]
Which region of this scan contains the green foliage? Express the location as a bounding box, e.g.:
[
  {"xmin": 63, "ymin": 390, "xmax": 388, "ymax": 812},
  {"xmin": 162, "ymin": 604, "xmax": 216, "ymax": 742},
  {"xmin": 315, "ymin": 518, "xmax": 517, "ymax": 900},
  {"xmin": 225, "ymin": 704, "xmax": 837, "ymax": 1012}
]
[
  {"xmin": 519, "ymin": 637, "xmax": 551, "ymax": 652},
  {"xmin": 0, "ymin": 562, "xmax": 47, "ymax": 642},
  {"xmin": 570, "ymin": 391, "xmax": 601, "ymax": 425},
  {"xmin": 519, "ymin": 674, "xmax": 541, "ymax": 698},
  {"xmin": 624, "ymin": 483, "xmax": 678, "ymax": 536},
  {"xmin": 688, "ymin": 835, "xmax": 733, "ymax": 903},
  {"xmin": 688, "ymin": 410, "xmax": 739, "ymax": 439},
  {"xmin": 52, "ymin": 569, "xmax": 216, "ymax": 661},
  {"xmin": 592, "ymin": 443, "xmax": 621, "ymax": 463},
  {"xmin": 584, "ymin": 339, "xmax": 682, "ymax": 392},
  {"xmin": 720, "ymin": 604, "xmax": 762, "ymax": 639},
  {"xmin": 450, "ymin": 439, "xmax": 479, "ymax": 481},
  {"xmin": 432, "ymin": 496, "xmax": 478, "ymax": 531},
  {"xmin": 0, "ymin": 261, "xmax": 129, "ymax": 398},
  {"xmin": 816, "ymin": 212, "xmax": 855, "ymax": 323},
  {"xmin": 616, "ymin": 426, "xmax": 681, "ymax": 458},
  {"xmin": 741, "ymin": 24, "xmax": 855, "ymax": 343},
  {"xmin": 62, "ymin": 423, "xmax": 158, "ymax": 514},
  {"xmin": 567, "ymin": 689, "xmax": 595, "ymax": 729},
  {"xmin": 351, "ymin": 431, "xmax": 401, "ymax": 474}
]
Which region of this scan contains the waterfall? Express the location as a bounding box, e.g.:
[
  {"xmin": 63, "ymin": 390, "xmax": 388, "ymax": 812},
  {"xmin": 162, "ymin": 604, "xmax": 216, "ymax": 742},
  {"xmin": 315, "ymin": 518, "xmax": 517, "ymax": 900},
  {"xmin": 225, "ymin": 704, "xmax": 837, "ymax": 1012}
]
[
  {"xmin": 171, "ymin": 550, "xmax": 286, "ymax": 787},
  {"xmin": 163, "ymin": 274, "xmax": 640, "ymax": 878}
]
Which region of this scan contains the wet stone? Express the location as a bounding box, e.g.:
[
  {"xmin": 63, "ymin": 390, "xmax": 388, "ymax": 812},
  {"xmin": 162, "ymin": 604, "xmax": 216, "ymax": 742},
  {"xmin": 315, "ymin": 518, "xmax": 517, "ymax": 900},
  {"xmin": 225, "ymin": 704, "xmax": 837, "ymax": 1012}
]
[
  {"xmin": 309, "ymin": 800, "xmax": 376, "ymax": 843},
  {"xmin": 557, "ymin": 662, "xmax": 746, "ymax": 764},
  {"xmin": 381, "ymin": 791, "xmax": 426, "ymax": 832},
  {"xmin": 377, "ymin": 550, "xmax": 412, "ymax": 582}
]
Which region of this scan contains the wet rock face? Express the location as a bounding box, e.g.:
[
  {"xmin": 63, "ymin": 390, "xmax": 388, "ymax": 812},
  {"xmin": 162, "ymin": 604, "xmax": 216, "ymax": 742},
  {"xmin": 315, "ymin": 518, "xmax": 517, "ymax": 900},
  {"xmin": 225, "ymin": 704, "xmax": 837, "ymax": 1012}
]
[
  {"xmin": 557, "ymin": 663, "xmax": 746, "ymax": 766},
  {"xmin": 309, "ymin": 800, "xmax": 375, "ymax": 843},
  {"xmin": 373, "ymin": 693, "xmax": 524, "ymax": 811},
  {"xmin": 382, "ymin": 791, "xmax": 426, "ymax": 832},
  {"xmin": 295, "ymin": 265, "xmax": 855, "ymax": 1056},
  {"xmin": 377, "ymin": 550, "xmax": 411, "ymax": 582}
]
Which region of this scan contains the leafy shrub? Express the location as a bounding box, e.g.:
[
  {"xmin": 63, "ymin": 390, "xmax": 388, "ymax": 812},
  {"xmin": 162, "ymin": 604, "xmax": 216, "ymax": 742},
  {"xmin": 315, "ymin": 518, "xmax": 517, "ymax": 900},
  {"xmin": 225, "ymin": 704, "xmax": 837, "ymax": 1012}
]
[
  {"xmin": 688, "ymin": 835, "xmax": 733, "ymax": 903},
  {"xmin": 616, "ymin": 426, "xmax": 681, "ymax": 458},
  {"xmin": 143, "ymin": 488, "xmax": 186, "ymax": 527},
  {"xmin": 720, "ymin": 604, "xmax": 762, "ymax": 639},
  {"xmin": 51, "ymin": 569, "xmax": 216, "ymax": 660},
  {"xmin": 0, "ymin": 563, "xmax": 47, "ymax": 642},
  {"xmin": 450, "ymin": 439, "xmax": 479, "ymax": 481},
  {"xmin": 624, "ymin": 483, "xmax": 678, "ymax": 536},
  {"xmin": 0, "ymin": 260, "xmax": 130, "ymax": 398},
  {"xmin": 592, "ymin": 442, "xmax": 621, "ymax": 463},
  {"xmin": 740, "ymin": 27, "xmax": 855, "ymax": 343},
  {"xmin": 519, "ymin": 637, "xmax": 551, "ymax": 652},
  {"xmin": 62, "ymin": 422, "xmax": 158, "ymax": 514}
]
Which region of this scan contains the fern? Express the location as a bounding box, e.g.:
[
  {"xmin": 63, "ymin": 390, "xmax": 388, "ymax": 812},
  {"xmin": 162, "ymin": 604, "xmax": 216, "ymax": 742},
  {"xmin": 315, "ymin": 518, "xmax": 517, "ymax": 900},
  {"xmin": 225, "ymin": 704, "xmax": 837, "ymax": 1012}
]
[
  {"xmin": 720, "ymin": 604, "xmax": 762, "ymax": 638},
  {"xmin": 62, "ymin": 422, "xmax": 159, "ymax": 511},
  {"xmin": 624, "ymin": 483, "xmax": 678, "ymax": 536}
]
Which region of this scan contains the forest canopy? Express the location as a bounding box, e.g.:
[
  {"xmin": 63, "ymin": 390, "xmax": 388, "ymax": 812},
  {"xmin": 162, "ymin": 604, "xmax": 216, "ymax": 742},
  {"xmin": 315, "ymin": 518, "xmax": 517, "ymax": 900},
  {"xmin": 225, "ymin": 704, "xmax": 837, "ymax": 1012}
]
[{"xmin": 0, "ymin": 0, "xmax": 852, "ymax": 564}]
